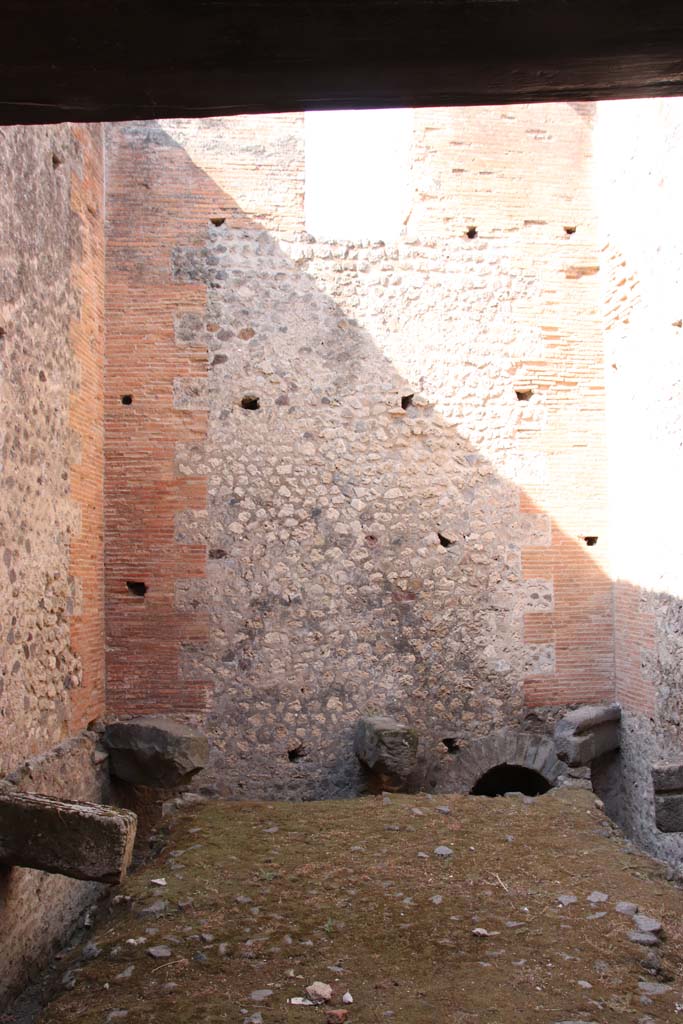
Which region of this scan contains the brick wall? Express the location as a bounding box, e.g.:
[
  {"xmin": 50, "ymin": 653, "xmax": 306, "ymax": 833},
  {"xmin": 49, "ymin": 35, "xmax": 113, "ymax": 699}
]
[
  {"xmin": 3, "ymin": 96, "xmax": 683, "ymax": 997},
  {"xmin": 105, "ymin": 122, "xmax": 210, "ymax": 714},
  {"xmin": 409, "ymin": 105, "xmax": 612, "ymax": 710},
  {"xmin": 105, "ymin": 106, "xmax": 612, "ymax": 797}
]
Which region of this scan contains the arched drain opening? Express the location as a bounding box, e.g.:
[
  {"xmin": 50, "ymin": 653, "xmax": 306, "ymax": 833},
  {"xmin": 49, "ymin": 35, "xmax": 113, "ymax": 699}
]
[{"xmin": 470, "ymin": 763, "xmax": 551, "ymax": 797}]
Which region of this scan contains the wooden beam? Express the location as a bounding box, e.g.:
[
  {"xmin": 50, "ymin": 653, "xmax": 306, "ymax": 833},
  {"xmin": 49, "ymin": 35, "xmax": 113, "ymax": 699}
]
[
  {"xmin": 1, "ymin": 1, "xmax": 683, "ymax": 124},
  {"xmin": 0, "ymin": 788, "xmax": 137, "ymax": 884}
]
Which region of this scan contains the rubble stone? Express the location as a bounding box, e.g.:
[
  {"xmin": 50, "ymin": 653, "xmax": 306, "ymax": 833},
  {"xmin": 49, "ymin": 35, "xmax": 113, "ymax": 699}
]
[
  {"xmin": 354, "ymin": 717, "xmax": 418, "ymax": 789},
  {"xmin": 103, "ymin": 716, "xmax": 209, "ymax": 788}
]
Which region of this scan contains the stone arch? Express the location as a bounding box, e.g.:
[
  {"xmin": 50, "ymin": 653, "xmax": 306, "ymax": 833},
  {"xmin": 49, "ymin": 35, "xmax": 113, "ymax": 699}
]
[{"xmin": 439, "ymin": 728, "xmax": 566, "ymax": 794}]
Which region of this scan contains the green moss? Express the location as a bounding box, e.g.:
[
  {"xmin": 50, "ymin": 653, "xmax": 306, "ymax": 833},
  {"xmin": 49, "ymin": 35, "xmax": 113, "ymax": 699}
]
[{"xmin": 40, "ymin": 789, "xmax": 683, "ymax": 1024}]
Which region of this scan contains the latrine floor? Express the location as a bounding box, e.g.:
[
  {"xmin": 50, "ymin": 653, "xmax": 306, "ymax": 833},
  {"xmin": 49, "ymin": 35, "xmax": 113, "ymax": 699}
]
[{"xmin": 37, "ymin": 788, "xmax": 683, "ymax": 1024}]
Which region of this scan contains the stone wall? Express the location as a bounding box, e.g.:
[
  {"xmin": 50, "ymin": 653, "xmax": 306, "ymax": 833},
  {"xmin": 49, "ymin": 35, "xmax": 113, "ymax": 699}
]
[
  {"xmin": 3, "ymin": 96, "xmax": 683, "ymax": 1000},
  {"xmin": 594, "ymin": 98, "xmax": 683, "ymax": 861},
  {"xmin": 0, "ymin": 123, "xmax": 106, "ymax": 998},
  {"xmin": 105, "ymin": 106, "xmax": 612, "ymax": 798},
  {"xmin": 0, "ymin": 733, "xmax": 108, "ymax": 1001}
]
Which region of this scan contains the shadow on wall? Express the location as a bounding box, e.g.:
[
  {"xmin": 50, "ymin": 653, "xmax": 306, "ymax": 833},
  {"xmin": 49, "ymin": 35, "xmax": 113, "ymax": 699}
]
[{"xmin": 104, "ymin": 121, "xmax": 674, "ymax": 829}]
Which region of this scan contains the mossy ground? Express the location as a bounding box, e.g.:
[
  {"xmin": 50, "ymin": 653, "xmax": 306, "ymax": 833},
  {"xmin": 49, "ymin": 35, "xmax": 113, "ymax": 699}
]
[{"xmin": 37, "ymin": 788, "xmax": 683, "ymax": 1023}]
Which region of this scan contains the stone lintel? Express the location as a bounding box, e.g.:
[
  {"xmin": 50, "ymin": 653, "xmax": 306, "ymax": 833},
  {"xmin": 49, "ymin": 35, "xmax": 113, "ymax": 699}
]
[
  {"xmin": 0, "ymin": 788, "xmax": 137, "ymax": 884},
  {"xmin": 554, "ymin": 703, "xmax": 621, "ymax": 767}
]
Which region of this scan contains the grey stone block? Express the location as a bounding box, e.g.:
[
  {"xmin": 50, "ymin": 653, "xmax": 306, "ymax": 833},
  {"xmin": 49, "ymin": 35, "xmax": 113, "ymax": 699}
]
[
  {"xmin": 554, "ymin": 703, "xmax": 621, "ymax": 766},
  {"xmin": 651, "ymin": 762, "xmax": 683, "ymax": 831},
  {"xmin": 104, "ymin": 716, "xmax": 209, "ymax": 788},
  {"xmin": 654, "ymin": 793, "xmax": 683, "ymax": 832},
  {"xmin": 0, "ymin": 788, "xmax": 137, "ymax": 884},
  {"xmin": 652, "ymin": 763, "xmax": 683, "ymax": 793},
  {"xmin": 354, "ymin": 716, "xmax": 418, "ymax": 788}
]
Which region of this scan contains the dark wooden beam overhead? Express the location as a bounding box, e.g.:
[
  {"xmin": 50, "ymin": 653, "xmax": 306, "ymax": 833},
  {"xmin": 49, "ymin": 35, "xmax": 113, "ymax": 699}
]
[{"xmin": 2, "ymin": 1, "xmax": 683, "ymax": 124}]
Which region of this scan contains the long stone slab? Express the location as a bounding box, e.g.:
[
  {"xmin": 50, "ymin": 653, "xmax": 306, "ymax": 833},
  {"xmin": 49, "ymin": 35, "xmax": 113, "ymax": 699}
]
[
  {"xmin": 0, "ymin": 788, "xmax": 137, "ymax": 884},
  {"xmin": 554, "ymin": 703, "xmax": 621, "ymax": 766}
]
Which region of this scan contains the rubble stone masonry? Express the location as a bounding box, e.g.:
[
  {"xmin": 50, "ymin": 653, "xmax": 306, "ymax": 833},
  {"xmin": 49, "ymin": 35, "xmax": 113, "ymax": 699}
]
[
  {"xmin": 105, "ymin": 105, "xmax": 612, "ymax": 798},
  {"xmin": 2, "ymin": 99, "xmax": 683, "ymax": 997},
  {"xmin": 0, "ymin": 123, "xmax": 106, "ymax": 998}
]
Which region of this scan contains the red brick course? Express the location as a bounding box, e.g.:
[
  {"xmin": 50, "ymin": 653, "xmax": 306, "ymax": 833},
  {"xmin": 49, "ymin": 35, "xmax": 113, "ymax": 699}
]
[
  {"xmin": 104, "ymin": 124, "xmax": 211, "ymax": 713},
  {"xmin": 69, "ymin": 123, "xmax": 107, "ymax": 730}
]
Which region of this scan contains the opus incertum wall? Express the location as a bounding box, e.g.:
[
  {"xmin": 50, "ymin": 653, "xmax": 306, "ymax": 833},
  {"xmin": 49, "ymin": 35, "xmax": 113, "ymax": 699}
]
[
  {"xmin": 104, "ymin": 106, "xmax": 613, "ymax": 799},
  {"xmin": 0, "ymin": 122, "xmax": 107, "ymax": 1000},
  {"xmin": 3, "ymin": 99, "xmax": 683, "ymax": 1000}
]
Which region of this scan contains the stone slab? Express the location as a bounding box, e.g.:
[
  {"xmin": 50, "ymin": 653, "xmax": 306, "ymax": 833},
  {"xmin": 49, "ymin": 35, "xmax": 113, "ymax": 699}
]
[
  {"xmin": 558, "ymin": 703, "xmax": 621, "ymax": 736},
  {"xmin": 104, "ymin": 716, "xmax": 209, "ymax": 788},
  {"xmin": 0, "ymin": 788, "xmax": 137, "ymax": 884},
  {"xmin": 554, "ymin": 704, "xmax": 621, "ymax": 766}
]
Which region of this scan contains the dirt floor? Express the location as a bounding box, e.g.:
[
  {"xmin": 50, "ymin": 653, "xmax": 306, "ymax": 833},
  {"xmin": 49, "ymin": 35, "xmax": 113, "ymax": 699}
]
[{"xmin": 32, "ymin": 788, "xmax": 683, "ymax": 1024}]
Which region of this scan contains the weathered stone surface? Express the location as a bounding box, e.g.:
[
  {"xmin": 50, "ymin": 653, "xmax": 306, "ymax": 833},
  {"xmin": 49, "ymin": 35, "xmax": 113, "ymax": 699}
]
[
  {"xmin": 354, "ymin": 717, "xmax": 418, "ymax": 788},
  {"xmin": 628, "ymin": 930, "xmax": 660, "ymax": 946},
  {"xmin": 650, "ymin": 762, "xmax": 683, "ymax": 832},
  {"xmin": 632, "ymin": 913, "xmax": 662, "ymax": 934},
  {"xmin": 0, "ymin": 788, "xmax": 136, "ymax": 884},
  {"xmin": 103, "ymin": 716, "xmax": 209, "ymax": 788},
  {"xmin": 597, "ymin": 102, "xmax": 683, "ymax": 871},
  {"xmin": 441, "ymin": 728, "xmax": 565, "ymax": 794},
  {"xmin": 654, "ymin": 793, "xmax": 683, "ymax": 833},
  {"xmin": 148, "ymin": 945, "xmax": 172, "ymax": 959},
  {"xmin": 0, "ymin": 732, "xmax": 110, "ymax": 1003},
  {"xmin": 554, "ymin": 704, "xmax": 621, "ymax": 766},
  {"xmin": 305, "ymin": 982, "xmax": 333, "ymax": 1004},
  {"xmin": 652, "ymin": 763, "xmax": 683, "ymax": 793}
]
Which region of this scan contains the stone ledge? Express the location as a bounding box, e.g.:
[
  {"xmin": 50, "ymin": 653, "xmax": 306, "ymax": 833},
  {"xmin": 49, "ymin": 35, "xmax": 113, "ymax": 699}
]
[
  {"xmin": 0, "ymin": 787, "xmax": 137, "ymax": 884},
  {"xmin": 554, "ymin": 703, "xmax": 621, "ymax": 767}
]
